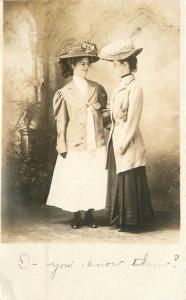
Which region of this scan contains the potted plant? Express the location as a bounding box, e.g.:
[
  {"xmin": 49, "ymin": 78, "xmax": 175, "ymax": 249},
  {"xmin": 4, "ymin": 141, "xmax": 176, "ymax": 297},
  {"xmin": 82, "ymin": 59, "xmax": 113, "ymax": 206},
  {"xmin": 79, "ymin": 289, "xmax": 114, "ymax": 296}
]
[{"xmin": 15, "ymin": 97, "xmax": 41, "ymax": 157}]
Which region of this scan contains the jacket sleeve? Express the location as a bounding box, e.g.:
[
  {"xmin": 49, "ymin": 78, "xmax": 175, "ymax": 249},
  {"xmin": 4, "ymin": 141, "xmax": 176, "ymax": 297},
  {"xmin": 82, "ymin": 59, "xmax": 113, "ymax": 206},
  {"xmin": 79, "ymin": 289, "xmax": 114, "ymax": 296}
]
[
  {"xmin": 117, "ymin": 84, "xmax": 143, "ymax": 155},
  {"xmin": 98, "ymin": 85, "xmax": 111, "ymax": 129},
  {"xmin": 98, "ymin": 85, "xmax": 107, "ymax": 109},
  {"xmin": 53, "ymin": 89, "xmax": 69, "ymax": 154}
]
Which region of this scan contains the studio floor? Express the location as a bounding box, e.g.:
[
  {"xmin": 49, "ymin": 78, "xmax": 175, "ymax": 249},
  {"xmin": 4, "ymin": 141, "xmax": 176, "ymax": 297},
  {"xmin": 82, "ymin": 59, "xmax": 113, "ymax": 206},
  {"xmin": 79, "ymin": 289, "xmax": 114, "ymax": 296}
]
[{"xmin": 2, "ymin": 205, "xmax": 180, "ymax": 244}]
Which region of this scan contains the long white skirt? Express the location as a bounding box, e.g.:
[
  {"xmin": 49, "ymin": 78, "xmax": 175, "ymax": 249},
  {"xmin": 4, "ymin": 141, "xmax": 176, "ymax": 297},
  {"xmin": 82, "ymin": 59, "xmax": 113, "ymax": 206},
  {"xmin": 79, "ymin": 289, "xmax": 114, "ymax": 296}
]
[{"xmin": 47, "ymin": 146, "xmax": 108, "ymax": 212}]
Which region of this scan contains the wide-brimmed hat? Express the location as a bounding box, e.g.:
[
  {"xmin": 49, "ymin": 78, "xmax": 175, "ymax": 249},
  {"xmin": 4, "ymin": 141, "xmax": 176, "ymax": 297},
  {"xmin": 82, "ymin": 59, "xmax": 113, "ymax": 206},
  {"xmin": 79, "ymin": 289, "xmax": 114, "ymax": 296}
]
[
  {"xmin": 58, "ymin": 41, "xmax": 99, "ymax": 63},
  {"xmin": 99, "ymin": 38, "xmax": 142, "ymax": 61}
]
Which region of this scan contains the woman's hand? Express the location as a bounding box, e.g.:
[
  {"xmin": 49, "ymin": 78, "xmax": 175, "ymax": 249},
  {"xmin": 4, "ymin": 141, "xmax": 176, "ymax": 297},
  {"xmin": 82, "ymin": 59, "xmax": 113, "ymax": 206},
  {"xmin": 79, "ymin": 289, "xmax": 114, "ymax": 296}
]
[
  {"xmin": 114, "ymin": 142, "xmax": 127, "ymax": 155},
  {"xmin": 60, "ymin": 152, "xmax": 67, "ymax": 159},
  {"xmin": 115, "ymin": 147, "xmax": 124, "ymax": 155}
]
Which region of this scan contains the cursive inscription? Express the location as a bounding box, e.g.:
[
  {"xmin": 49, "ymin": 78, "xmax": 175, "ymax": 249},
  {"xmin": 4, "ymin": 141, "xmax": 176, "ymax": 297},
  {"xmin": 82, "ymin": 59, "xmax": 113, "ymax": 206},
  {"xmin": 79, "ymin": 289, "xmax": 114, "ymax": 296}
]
[
  {"xmin": 132, "ymin": 253, "xmax": 170, "ymax": 267},
  {"xmin": 82, "ymin": 260, "xmax": 125, "ymax": 268},
  {"xmin": 17, "ymin": 252, "xmax": 179, "ymax": 280},
  {"xmin": 18, "ymin": 253, "xmax": 30, "ymax": 270},
  {"xmin": 47, "ymin": 262, "xmax": 74, "ymax": 279}
]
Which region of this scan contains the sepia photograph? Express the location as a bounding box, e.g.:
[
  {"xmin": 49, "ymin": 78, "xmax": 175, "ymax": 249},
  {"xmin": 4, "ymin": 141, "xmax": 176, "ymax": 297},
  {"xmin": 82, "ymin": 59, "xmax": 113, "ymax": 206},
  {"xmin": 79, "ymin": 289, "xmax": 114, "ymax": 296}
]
[{"xmin": 2, "ymin": 0, "xmax": 180, "ymax": 244}]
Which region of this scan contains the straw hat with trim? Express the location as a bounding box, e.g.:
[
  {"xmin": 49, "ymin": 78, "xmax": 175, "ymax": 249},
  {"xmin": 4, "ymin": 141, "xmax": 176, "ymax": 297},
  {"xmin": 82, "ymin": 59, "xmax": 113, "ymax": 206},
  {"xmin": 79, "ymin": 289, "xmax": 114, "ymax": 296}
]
[
  {"xmin": 99, "ymin": 38, "xmax": 142, "ymax": 61},
  {"xmin": 58, "ymin": 41, "xmax": 99, "ymax": 63}
]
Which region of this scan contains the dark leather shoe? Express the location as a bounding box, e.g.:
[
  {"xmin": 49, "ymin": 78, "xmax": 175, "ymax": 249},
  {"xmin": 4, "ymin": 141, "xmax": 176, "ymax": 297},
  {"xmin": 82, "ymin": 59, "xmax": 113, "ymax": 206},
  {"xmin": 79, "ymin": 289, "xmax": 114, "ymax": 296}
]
[
  {"xmin": 70, "ymin": 211, "xmax": 82, "ymax": 229},
  {"xmin": 84, "ymin": 209, "xmax": 98, "ymax": 228},
  {"xmin": 71, "ymin": 223, "xmax": 80, "ymax": 229},
  {"xmin": 89, "ymin": 223, "xmax": 97, "ymax": 228}
]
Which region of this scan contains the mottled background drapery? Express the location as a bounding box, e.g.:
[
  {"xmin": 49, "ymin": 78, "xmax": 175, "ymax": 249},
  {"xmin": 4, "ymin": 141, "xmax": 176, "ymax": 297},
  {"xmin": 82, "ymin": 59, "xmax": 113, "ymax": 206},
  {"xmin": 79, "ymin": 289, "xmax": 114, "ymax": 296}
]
[{"xmin": 3, "ymin": 0, "xmax": 179, "ymax": 214}]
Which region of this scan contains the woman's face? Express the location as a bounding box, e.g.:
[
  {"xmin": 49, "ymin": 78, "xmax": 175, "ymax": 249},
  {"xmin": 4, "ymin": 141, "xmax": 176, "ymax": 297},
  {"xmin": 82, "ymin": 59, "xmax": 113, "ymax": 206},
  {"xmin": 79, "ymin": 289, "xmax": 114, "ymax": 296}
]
[
  {"xmin": 112, "ymin": 60, "xmax": 129, "ymax": 77},
  {"xmin": 72, "ymin": 57, "xmax": 91, "ymax": 78}
]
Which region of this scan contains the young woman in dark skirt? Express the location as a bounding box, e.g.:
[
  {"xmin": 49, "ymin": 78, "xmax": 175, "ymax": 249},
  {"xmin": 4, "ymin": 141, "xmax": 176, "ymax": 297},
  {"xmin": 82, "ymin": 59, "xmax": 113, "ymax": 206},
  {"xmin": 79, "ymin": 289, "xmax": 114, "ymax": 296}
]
[{"xmin": 99, "ymin": 39, "xmax": 155, "ymax": 232}]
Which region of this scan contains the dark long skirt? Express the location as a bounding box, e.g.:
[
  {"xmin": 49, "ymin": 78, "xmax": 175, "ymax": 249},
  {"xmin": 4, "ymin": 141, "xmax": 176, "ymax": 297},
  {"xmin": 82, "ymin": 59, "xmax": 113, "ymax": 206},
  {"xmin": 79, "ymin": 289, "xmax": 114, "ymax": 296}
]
[{"xmin": 106, "ymin": 140, "xmax": 155, "ymax": 227}]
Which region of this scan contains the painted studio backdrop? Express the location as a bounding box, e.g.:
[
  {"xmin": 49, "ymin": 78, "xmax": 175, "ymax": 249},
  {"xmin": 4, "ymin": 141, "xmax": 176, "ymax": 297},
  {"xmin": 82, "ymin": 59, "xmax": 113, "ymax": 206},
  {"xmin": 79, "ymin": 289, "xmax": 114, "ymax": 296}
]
[{"xmin": 2, "ymin": 0, "xmax": 179, "ymax": 240}]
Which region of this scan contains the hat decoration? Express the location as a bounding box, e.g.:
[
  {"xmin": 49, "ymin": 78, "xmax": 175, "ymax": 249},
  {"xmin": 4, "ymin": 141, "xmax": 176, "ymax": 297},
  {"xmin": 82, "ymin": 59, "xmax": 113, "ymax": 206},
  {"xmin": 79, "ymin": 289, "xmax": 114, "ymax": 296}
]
[
  {"xmin": 81, "ymin": 41, "xmax": 97, "ymax": 55},
  {"xmin": 99, "ymin": 28, "xmax": 143, "ymax": 61},
  {"xmin": 58, "ymin": 41, "xmax": 99, "ymax": 62}
]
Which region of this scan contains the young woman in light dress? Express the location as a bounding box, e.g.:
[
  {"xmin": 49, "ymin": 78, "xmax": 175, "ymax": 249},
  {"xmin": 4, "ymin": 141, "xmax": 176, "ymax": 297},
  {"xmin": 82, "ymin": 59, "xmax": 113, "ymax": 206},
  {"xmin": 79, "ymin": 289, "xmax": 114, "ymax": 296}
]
[{"xmin": 47, "ymin": 42, "xmax": 109, "ymax": 229}]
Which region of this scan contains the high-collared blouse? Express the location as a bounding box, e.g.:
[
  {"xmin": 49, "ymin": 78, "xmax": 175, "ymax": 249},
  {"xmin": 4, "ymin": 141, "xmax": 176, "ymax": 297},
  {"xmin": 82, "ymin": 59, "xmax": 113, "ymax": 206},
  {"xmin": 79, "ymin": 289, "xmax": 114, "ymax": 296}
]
[
  {"xmin": 53, "ymin": 79, "xmax": 108, "ymax": 153},
  {"xmin": 73, "ymin": 75, "xmax": 88, "ymax": 94}
]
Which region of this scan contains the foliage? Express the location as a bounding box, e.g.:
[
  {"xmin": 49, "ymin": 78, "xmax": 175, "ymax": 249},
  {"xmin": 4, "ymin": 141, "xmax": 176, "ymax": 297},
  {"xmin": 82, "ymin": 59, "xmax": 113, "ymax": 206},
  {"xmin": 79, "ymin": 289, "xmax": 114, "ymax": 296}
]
[{"xmin": 15, "ymin": 97, "xmax": 41, "ymax": 130}]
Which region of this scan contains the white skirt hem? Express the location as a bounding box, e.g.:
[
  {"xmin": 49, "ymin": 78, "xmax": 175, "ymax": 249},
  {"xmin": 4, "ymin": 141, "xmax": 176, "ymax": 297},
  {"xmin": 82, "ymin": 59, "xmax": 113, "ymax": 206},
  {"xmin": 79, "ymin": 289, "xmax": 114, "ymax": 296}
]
[{"xmin": 47, "ymin": 147, "xmax": 108, "ymax": 212}]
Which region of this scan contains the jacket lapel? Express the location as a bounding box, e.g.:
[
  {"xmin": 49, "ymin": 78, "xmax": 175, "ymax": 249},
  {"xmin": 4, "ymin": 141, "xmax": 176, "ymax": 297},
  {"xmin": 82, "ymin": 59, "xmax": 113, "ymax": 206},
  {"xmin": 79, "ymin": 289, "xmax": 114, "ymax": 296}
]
[
  {"xmin": 66, "ymin": 80, "xmax": 96, "ymax": 105},
  {"xmin": 86, "ymin": 80, "xmax": 96, "ymax": 103},
  {"xmin": 115, "ymin": 74, "xmax": 135, "ymax": 93},
  {"xmin": 67, "ymin": 81, "xmax": 86, "ymax": 105},
  {"xmin": 111, "ymin": 74, "xmax": 135, "ymax": 103},
  {"xmin": 110, "ymin": 74, "xmax": 135, "ymax": 120}
]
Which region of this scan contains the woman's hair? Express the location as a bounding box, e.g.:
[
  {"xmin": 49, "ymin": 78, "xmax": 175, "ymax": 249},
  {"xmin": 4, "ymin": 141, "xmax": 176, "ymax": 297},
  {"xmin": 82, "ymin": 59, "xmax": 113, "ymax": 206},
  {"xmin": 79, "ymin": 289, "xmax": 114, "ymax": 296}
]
[
  {"xmin": 119, "ymin": 54, "xmax": 137, "ymax": 72},
  {"xmin": 59, "ymin": 56, "xmax": 92, "ymax": 78}
]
